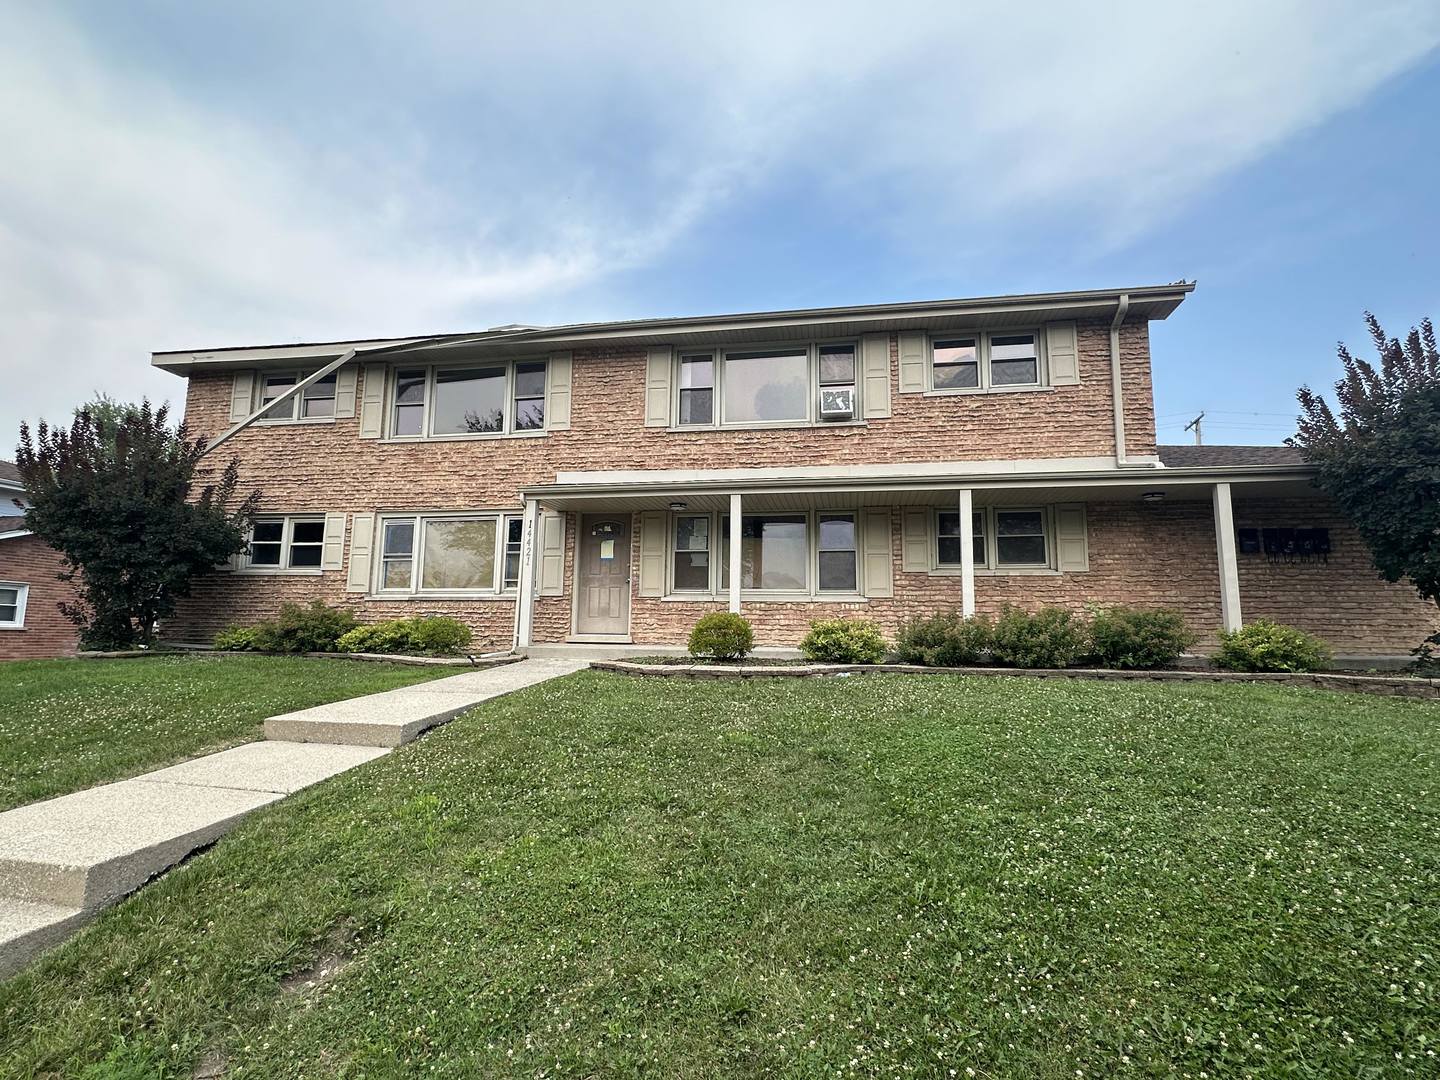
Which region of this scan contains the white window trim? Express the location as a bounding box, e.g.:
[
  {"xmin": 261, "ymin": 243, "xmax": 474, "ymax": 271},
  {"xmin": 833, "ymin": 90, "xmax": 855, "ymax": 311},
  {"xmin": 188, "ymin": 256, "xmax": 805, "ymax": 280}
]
[
  {"xmin": 239, "ymin": 515, "xmax": 327, "ymax": 574},
  {"xmin": 925, "ymin": 329, "xmax": 1048, "ymax": 395},
  {"xmin": 385, "ymin": 360, "xmax": 549, "ymax": 441},
  {"xmin": 253, "ymin": 369, "xmax": 339, "ymax": 425},
  {"xmin": 932, "ymin": 505, "xmax": 1056, "ymax": 575},
  {"xmin": 670, "ymin": 340, "xmax": 864, "ymax": 431},
  {"xmin": 663, "ymin": 508, "xmax": 865, "ymax": 600},
  {"xmin": 371, "ymin": 511, "xmax": 523, "ymax": 598},
  {"xmin": 0, "ymin": 581, "xmax": 28, "ymax": 630}
]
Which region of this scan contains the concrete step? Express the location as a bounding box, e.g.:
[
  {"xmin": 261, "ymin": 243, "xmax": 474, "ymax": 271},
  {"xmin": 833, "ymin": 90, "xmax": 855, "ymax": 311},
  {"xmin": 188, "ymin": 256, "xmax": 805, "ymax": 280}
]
[{"xmin": 0, "ymin": 899, "xmax": 91, "ymax": 979}]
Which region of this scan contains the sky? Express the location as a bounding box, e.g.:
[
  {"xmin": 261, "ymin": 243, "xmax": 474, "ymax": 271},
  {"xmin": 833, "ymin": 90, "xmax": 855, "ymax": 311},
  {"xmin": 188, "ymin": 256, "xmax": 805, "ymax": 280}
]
[{"xmin": 2, "ymin": 0, "xmax": 1438, "ymax": 449}]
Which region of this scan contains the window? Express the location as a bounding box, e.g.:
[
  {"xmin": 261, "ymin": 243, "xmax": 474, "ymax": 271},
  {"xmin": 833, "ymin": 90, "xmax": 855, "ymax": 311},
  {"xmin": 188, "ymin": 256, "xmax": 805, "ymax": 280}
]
[
  {"xmin": 817, "ymin": 513, "xmax": 858, "ymax": 591},
  {"xmin": 723, "ymin": 350, "xmax": 808, "ymax": 424},
  {"xmin": 389, "ymin": 360, "xmax": 547, "ymax": 438},
  {"xmin": 672, "ymin": 514, "xmax": 711, "ymax": 591},
  {"xmin": 244, "ymin": 516, "xmax": 325, "ymax": 571},
  {"xmin": 721, "ymin": 514, "xmax": 808, "ymax": 590},
  {"xmin": 0, "ymin": 582, "xmax": 27, "ymax": 629},
  {"xmin": 257, "ymin": 371, "xmax": 337, "ymax": 421},
  {"xmin": 936, "ymin": 508, "xmax": 1050, "ymax": 570},
  {"xmin": 375, "ymin": 514, "xmax": 521, "ymax": 594},
  {"xmin": 818, "ymin": 345, "xmax": 856, "ymax": 419},
  {"xmin": 672, "ymin": 510, "xmax": 863, "ymax": 596},
  {"xmin": 674, "ymin": 341, "xmax": 862, "ymax": 428},
  {"xmin": 678, "ymin": 354, "xmax": 714, "ymax": 425},
  {"xmin": 930, "ymin": 331, "xmax": 1041, "ymax": 391}
]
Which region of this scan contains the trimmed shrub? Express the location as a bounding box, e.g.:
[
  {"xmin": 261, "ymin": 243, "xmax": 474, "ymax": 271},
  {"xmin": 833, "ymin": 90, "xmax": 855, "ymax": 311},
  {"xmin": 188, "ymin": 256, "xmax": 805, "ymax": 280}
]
[
  {"xmin": 1088, "ymin": 607, "xmax": 1197, "ymax": 670},
  {"xmin": 250, "ymin": 601, "xmax": 357, "ymax": 653},
  {"xmin": 988, "ymin": 605, "xmax": 1087, "ymax": 669},
  {"xmin": 893, "ymin": 611, "xmax": 992, "ymax": 667},
  {"xmin": 405, "ymin": 616, "xmax": 472, "ymax": 655},
  {"xmin": 1214, "ymin": 620, "xmax": 1332, "ymax": 673},
  {"xmin": 336, "ymin": 616, "xmax": 472, "ymax": 656},
  {"xmin": 799, "ymin": 618, "xmax": 887, "ymax": 664},
  {"xmin": 213, "ymin": 625, "xmax": 260, "ymax": 651},
  {"xmin": 688, "ymin": 612, "xmax": 754, "ymax": 661}
]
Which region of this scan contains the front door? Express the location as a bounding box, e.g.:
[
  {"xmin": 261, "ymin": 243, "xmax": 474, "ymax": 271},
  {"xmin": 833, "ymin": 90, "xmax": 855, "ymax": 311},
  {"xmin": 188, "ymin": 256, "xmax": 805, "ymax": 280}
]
[{"xmin": 573, "ymin": 515, "xmax": 631, "ymax": 638}]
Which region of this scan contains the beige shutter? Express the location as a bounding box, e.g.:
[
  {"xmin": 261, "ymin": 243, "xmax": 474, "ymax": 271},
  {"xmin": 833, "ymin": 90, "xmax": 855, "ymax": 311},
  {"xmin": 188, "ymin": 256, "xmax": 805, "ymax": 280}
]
[
  {"xmin": 860, "ymin": 334, "xmax": 891, "ymax": 419},
  {"xmin": 545, "ymin": 352, "xmax": 573, "ymax": 431},
  {"xmin": 637, "ymin": 511, "xmax": 666, "ymax": 596},
  {"xmin": 644, "ymin": 347, "xmax": 672, "ymax": 427},
  {"xmin": 346, "ymin": 513, "xmax": 375, "ymax": 592},
  {"xmin": 901, "ymin": 509, "xmax": 930, "ymax": 572},
  {"xmin": 321, "ymin": 513, "xmax": 347, "ymax": 570},
  {"xmin": 229, "ymin": 371, "xmax": 255, "ymax": 422},
  {"xmin": 333, "ymin": 366, "xmax": 358, "ymax": 417},
  {"xmin": 861, "ymin": 509, "xmax": 893, "ymax": 597},
  {"xmin": 358, "ymin": 364, "xmax": 386, "ymax": 439},
  {"xmin": 1046, "ymin": 322, "xmax": 1080, "ymax": 386},
  {"xmin": 898, "ymin": 332, "xmax": 928, "ymax": 394},
  {"xmin": 538, "ymin": 510, "xmax": 565, "ymax": 595},
  {"xmin": 1055, "ymin": 503, "xmax": 1089, "ymax": 572}
]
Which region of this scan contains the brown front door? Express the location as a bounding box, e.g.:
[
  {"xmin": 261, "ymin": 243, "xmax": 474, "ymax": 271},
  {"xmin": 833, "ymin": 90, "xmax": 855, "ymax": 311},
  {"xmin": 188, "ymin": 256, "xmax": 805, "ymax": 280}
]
[{"xmin": 574, "ymin": 515, "xmax": 631, "ymax": 638}]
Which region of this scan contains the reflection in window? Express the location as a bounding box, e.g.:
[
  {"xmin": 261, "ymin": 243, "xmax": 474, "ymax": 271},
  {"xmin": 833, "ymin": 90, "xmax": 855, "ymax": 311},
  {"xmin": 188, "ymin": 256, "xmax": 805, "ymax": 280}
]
[
  {"xmin": 678, "ymin": 354, "xmax": 714, "ymax": 425},
  {"xmin": 421, "ymin": 519, "xmax": 497, "ymax": 589},
  {"xmin": 514, "ymin": 362, "xmax": 546, "ymax": 430},
  {"xmin": 990, "ymin": 334, "xmax": 1039, "ymax": 386},
  {"xmin": 392, "ymin": 370, "xmax": 427, "ymax": 436},
  {"xmin": 672, "ymin": 515, "xmax": 711, "ymax": 590},
  {"xmin": 937, "ymin": 511, "xmax": 986, "ymax": 567},
  {"xmin": 932, "ymin": 338, "xmax": 979, "ymax": 390},
  {"xmin": 721, "ymin": 514, "xmax": 808, "ymax": 590},
  {"xmin": 817, "ymin": 513, "xmax": 857, "ymax": 591},
  {"xmin": 432, "ymin": 368, "xmax": 505, "ymax": 435},
  {"xmin": 722, "ymin": 350, "xmax": 808, "ymax": 423}
]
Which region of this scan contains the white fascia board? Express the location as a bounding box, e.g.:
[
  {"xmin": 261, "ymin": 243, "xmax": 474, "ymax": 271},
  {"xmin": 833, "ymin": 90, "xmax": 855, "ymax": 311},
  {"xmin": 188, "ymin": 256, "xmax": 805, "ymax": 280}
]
[
  {"xmin": 150, "ymin": 337, "xmax": 427, "ymax": 374},
  {"xmin": 0, "ymin": 530, "xmax": 32, "ymax": 541}
]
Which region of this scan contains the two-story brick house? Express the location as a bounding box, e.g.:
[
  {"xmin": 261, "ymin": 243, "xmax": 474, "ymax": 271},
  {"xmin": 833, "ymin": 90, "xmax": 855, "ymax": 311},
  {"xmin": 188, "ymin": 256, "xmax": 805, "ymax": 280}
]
[{"xmin": 155, "ymin": 284, "xmax": 1438, "ymax": 660}]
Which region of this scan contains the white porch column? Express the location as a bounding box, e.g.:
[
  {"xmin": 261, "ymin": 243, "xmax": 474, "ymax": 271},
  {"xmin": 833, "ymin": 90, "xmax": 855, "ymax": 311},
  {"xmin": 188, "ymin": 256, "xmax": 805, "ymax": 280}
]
[
  {"xmin": 1212, "ymin": 482, "xmax": 1243, "ymax": 632},
  {"xmin": 958, "ymin": 488, "xmax": 976, "ymax": 619},
  {"xmin": 728, "ymin": 492, "xmax": 743, "ymax": 614},
  {"xmin": 514, "ymin": 497, "xmax": 541, "ymax": 649}
]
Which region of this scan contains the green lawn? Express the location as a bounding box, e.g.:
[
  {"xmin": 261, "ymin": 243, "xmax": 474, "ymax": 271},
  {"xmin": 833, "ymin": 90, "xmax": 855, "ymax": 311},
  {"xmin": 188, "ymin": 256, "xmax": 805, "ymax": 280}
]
[
  {"xmin": 0, "ymin": 655, "xmax": 459, "ymax": 811},
  {"xmin": 2, "ymin": 672, "xmax": 1437, "ymax": 1078}
]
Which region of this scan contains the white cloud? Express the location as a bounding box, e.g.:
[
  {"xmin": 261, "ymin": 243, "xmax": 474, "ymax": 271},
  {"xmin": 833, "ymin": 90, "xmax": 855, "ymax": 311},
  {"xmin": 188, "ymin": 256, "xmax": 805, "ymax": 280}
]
[{"xmin": 0, "ymin": 0, "xmax": 1436, "ymax": 443}]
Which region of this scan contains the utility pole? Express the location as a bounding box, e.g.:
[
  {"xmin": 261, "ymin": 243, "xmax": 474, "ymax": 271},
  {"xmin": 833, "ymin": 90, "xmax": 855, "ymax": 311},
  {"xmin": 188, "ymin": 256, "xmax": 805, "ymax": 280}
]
[{"xmin": 1184, "ymin": 411, "xmax": 1205, "ymax": 446}]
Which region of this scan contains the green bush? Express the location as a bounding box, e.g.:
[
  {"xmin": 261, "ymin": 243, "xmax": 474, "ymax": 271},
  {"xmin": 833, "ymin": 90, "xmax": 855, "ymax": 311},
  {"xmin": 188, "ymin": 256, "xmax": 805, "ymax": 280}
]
[
  {"xmin": 799, "ymin": 618, "xmax": 887, "ymax": 664},
  {"xmin": 213, "ymin": 625, "xmax": 260, "ymax": 651},
  {"xmin": 335, "ymin": 616, "xmax": 473, "ymax": 656},
  {"xmin": 988, "ymin": 605, "xmax": 1088, "ymax": 668},
  {"xmin": 688, "ymin": 612, "xmax": 754, "ymax": 661},
  {"xmin": 893, "ymin": 611, "xmax": 992, "ymax": 666},
  {"xmin": 1214, "ymin": 620, "xmax": 1332, "ymax": 673},
  {"xmin": 1088, "ymin": 607, "xmax": 1197, "ymax": 670},
  {"xmin": 249, "ymin": 601, "xmax": 357, "ymax": 653}
]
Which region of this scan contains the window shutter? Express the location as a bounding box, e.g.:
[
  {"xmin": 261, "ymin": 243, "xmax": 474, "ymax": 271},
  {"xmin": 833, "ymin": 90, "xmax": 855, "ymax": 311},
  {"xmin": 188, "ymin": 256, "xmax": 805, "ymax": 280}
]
[
  {"xmin": 1055, "ymin": 503, "xmax": 1089, "ymax": 572},
  {"xmin": 321, "ymin": 513, "xmax": 347, "ymax": 570},
  {"xmin": 638, "ymin": 511, "xmax": 666, "ymax": 596},
  {"xmin": 644, "ymin": 347, "xmax": 672, "ymax": 427},
  {"xmin": 862, "ymin": 509, "xmax": 893, "ymax": 597},
  {"xmin": 333, "ymin": 366, "xmax": 358, "ymax": 417},
  {"xmin": 860, "ymin": 334, "xmax": 891, "ymax": 419},
  {"xmin": 1046, "ymin": 322, "xmax": 1080, "ymax": 386},
  {"xmin": 538, "ymin": 510, "xmax": 565, "ymax": 595},
  {"xmin": 358, "ymin": 365, "xmax": 386, "ymax": 439},
  {"xmin": 898, "ymin": 332, "xmax": 928, "ymax": 394},
  {"xmin": 901, "ymin": 509, "xmax": 929, "ymax": 572},
  {"xmin": 545, "ymin": 352, "xmax": 573, "ymax": 430},
  {"xmin": 346, "ymin": 513, "xmax": 375, "ymax": 592},
  {"xmin": 229, "ymin": 371, "xmax": 255, "ymax": 422}
]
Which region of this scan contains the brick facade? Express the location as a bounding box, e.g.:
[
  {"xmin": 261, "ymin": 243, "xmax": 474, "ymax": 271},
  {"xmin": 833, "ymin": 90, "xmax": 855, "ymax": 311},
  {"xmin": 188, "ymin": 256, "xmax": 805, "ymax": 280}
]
[{"xmin": 0, "ymin": 535, "xmax": 82, "ymax": 660}]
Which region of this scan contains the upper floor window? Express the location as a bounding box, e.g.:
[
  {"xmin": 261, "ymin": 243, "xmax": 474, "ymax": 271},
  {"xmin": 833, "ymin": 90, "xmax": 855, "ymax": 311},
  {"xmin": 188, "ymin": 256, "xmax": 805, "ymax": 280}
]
[
  {"xmin": 929, "ymin": 331, "xmax": 1041, "ymax": 393},
  {"xmin": 258, "ymin": 371, "xmax": 337, "ymax": 421},
  {"xmin": 244, "ymin": 516, "xmax": 325, "ymax": 571},
  {"xmin": 674, "ymin": 342, "xmax": 859, "ymax": 429},
  {"xmin": 935, "ymin": 507, "xmax": 1049, "ymax": 570},
  {"xmin": 375, "ymin": 512, "xmax": 522, "ymax": 595},
  {"xmin": 389, "ymin": 360, "xmax": 547, "ymax": 439},
  {"xmin": 0, "ymin": 582, "xmax": 28, "ymax": 629}
]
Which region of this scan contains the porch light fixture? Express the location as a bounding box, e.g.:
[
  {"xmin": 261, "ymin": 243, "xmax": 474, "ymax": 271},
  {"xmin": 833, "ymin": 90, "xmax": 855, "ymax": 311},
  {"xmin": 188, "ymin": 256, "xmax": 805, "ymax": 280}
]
[
  {"xmin": 668, "ymin": 501, "xmax": 688, "ymax": 511},
  {"xmin": 1141, "ymin": 491, "xmax": 1166, "ymax": 502}
]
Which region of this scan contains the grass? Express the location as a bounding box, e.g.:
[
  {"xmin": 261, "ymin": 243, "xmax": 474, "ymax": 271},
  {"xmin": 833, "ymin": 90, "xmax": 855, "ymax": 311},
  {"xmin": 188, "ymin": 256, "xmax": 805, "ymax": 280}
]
[
  {"xmin": 0, "ymin": 655, "xmax": 459, "ymax": 810},
  {"xmin": 2, "ymin": 671, "xmax": 1437, "ymax": 1078}
]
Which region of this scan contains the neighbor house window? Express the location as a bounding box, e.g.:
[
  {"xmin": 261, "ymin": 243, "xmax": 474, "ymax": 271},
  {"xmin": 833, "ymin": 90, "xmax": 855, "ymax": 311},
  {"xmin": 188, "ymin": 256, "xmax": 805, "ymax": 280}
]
[
  {"xmin": 375, "ymin": 513, "xmax": 521, "ymax": 594},
  {"xmin": 930, "ymin": 331, "xmax": 1041, "ymax": 391},
  {"xmin": 244, "ymin": 516, "xmax": 325, "ymax": 571},
  {"xmin": 675, "ymin": 342, "xmax": 861, "ymax": 428},
  {"xmin": 389, "ymin": 360, "xmax": 547, "ymax": 438},
  {"xmin": 936, "ymin": 507, "xmax": 1050, "ymax": 570},
  {"xmin": 258, "ymin": 371, "xmax": 337, "ymax": 421},
  {"xmin": 0, "ymin": 582, "xmax": 27, "ymax": 629}
]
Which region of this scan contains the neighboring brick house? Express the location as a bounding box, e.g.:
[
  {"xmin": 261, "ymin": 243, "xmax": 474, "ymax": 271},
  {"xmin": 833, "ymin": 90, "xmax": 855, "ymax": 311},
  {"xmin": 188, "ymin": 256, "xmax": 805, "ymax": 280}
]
[
  {"xmin": 153, "ymin": 285, "xmax": 1438, "ymax": 659},
  {"xmin": 0, "ymin": 460, "xmax": 82, "ymax": 659}
]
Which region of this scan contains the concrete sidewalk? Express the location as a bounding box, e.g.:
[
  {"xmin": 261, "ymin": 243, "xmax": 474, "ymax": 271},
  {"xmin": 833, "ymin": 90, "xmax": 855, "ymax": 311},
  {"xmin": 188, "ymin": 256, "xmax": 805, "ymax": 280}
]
[{"xmin": 0, "ymin": 657, "xmax": 588, "ymax": 978}]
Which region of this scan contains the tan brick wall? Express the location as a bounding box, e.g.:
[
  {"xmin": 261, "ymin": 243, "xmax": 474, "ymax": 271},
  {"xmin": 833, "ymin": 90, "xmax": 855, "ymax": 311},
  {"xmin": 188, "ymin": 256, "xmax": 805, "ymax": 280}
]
[{"xmin": 0, "ymin": 535, "xmax": 82, "ymax": 660}]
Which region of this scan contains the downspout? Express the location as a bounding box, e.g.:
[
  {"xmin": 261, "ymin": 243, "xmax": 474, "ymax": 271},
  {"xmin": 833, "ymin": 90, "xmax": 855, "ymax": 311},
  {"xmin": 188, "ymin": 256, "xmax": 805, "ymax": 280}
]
[{"xmin": 1108, "ymin": 293, "xmax": 1149, "ymax": 469}]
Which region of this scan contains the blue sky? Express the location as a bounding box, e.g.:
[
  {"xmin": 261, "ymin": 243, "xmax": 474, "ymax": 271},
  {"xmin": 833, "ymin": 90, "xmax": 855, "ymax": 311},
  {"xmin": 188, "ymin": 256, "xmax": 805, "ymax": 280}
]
[{"xmin": 2, "ymin": 0, "xmax": 1438, "ymax": 446}]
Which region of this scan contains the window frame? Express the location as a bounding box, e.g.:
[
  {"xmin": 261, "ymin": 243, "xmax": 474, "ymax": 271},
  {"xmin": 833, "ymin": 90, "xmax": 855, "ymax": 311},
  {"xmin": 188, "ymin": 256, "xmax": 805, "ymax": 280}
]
[
  {"xmin": 0, "ymin": 581, "xmax": 28, "ymax": 630},
  {"xmin": 253, "ymin": 370, "xmax": 339, "ymax": 424},
  {"xmin": 933, "ymin": 505, "xmax": 1054, "ymax": 573},
  {"xmin": 371, "ymin": 511, "xmax": 523, "ymax": 597},
  {"xmin": 927, "ymin": 329, "xmax": 1046, "ymax": 394},
  {"xmin": 671, "ymin": 339, "xmax": 863, "ymax": 430},
  {"xmin": 663, "ymin": 508, "xmax": 865, "ymax": 599},
  {"xmin": 385, "ymin": 359, "xmax": 549, "ymax": 441},
  {"xmin": 239, "ymin": 515, "xmax": 327, "ymax": 574}
]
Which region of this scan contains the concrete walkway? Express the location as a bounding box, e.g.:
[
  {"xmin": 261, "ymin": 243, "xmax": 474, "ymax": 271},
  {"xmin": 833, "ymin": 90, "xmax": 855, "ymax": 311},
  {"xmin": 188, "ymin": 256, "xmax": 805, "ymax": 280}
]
[{"xmin": 0, "ymin": 658, "xmax": 587, "ymax": 978}]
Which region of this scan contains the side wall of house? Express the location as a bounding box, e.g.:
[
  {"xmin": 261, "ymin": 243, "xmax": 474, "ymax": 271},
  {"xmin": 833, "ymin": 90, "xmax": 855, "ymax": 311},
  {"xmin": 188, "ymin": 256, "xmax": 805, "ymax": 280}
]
[{"xmin": 0, "ymin": 536, "xmax": 82, "ymax": 660}]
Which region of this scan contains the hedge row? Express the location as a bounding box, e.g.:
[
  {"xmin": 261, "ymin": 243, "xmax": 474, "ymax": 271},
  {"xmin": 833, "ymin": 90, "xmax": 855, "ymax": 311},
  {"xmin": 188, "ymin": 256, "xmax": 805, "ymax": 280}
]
[{"xmin": 215, "ymin": 602, "xmax": 471, "ymax": 656}]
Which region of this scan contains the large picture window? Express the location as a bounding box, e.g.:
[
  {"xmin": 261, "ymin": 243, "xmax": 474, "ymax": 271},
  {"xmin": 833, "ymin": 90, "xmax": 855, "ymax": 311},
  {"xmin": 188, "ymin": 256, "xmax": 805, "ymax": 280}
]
[
  {"xmin": 669, "ymin": 510, "xmax": 861, "ymax": 596},
  {"xmin": 929, "ymin": 331, "xmax": 1042, "ymax": 392},
  {"xmin": 389, "ymin": 360, "xmax": 547, "ymax": 438},
  {"xmin": 935, "ymin": 507, "xmax": 1050, "ymax": 570},
  {"xmin": 243, "ymin": 516, "xmax": 325, "ymax": 571},
  {"xmin": 674, "ymin": 341, "xmax": 860, "ymax": 429},
  {"xmin": 375, "ymin": 513, "xmax": 521, "ymax": 594}
]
